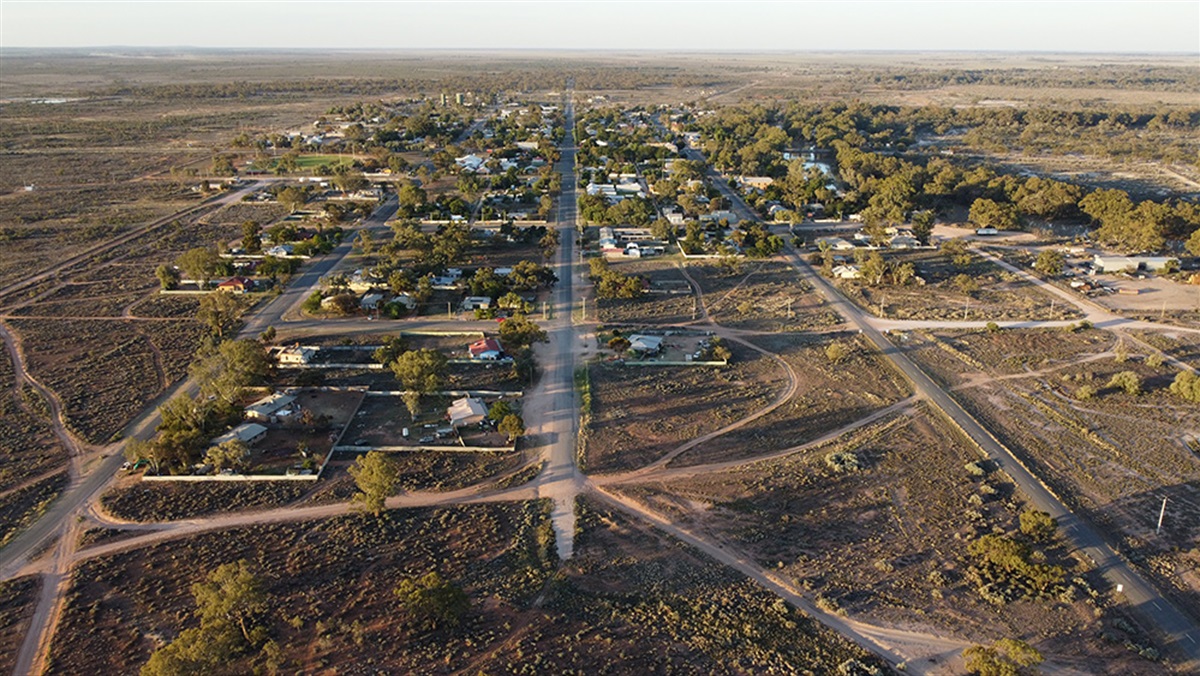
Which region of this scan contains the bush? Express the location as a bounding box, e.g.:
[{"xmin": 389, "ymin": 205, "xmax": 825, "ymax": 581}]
[
  {"xmin": 1074, "ymin": 384, "xmax": 1096, "ymax": 400},
  {"xmin": 1106, "ymin": 370, "xmax": 1142, "ymax": 396},
  {"xmin": 825, "ymin": 451, "xmax": 863, "ymax": 473},
  {"xmin": 1169, "ymin": 371, "xmax": 1200, "ymax": 402}
]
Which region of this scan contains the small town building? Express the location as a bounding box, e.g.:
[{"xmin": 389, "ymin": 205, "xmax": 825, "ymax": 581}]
[
  {"xmin": 213, "ymin": 422, "xmax": 268, "ymax": 446},
  {"xmin": 469, "ymin": 337, "xmax": 505, "ymax": 360},
  {"xmin": 461, "ymin": 296, "xmax": 493, "ymax": 311},
  {"xmin": 245, "ymin": 393, "xmax": 297, "ymax": 422},
  {"xmin": 277, "ymin": 345, "xmax": 318, "ymax": 365},
  {"xmin": 216, "ymin": 276, "xmax": 255, "ymax": 293},
  {"xmin": 832, "ymin": 265, "xmax": 862, "ymax": 280},
  {"xmin": 1092, "ymin": 255, "xmax": 1177, "ymax": 274},
  {"xmin": 360, "ymin": 292, "xmax": 385, "ymax": 310},
  {"xmin": 447, "ymin": 397, "xmax": 488, "ymax": 428},
  {"xmin": 628, "ymin": 334, "xmax": 664, "ymax": 355}
]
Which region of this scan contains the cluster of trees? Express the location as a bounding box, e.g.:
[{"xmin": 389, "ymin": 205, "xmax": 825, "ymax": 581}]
[
  {"xmin": 687, "ymin": 101, "xmax": 1200, "ymax": 252},
  {"xmin": 125, "ymin": 339, "xmax": 271, "ymax": 474},
  {"xmin": 588, "ymin": 258, "xmax": 645, "ymax": 299},
  {"xmin": 967, "ymin": 532, "xmax": 1066, "ymax": 604},
  {"xmin": 963, "ymin": 638, "xmax": 1043, "ymax": 676},
  {"xmin": 142, "ymin": 560, "xmax": 271, "ymax": 675},
  {"xmin": 578, "ymin": 194, "xmax": 656, "ymax": 227}
]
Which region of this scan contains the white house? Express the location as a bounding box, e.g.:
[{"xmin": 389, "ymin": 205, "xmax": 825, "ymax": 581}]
[
  {"xmin": 461, "ymin": 296, "xmax": 493, "ymax": 311},
  {"xmin": 213, "ymin": 422, "xmax": 268, "ymax": 447},
  {"xmin": 277, "ymin": 345, "xmax": 317, "ymax": 365},
  {"xmin": 447, "ymin": 397, "xmax": 488, "ymax": 428},
  {"xmin": 245, "ymin": 393, "xmax": 297, "ymax": 422},
  {"xmin": 360, "ymin": 293, "xmax": 385, "ymax": 310},
  {"xmin": 832, "ymin": 265, "xmax": 863, "ymax": 280},
  {"xmin": 390, "ymin": 293, "xmax": 416, "ymax": 310},
  {"xmin": 814, "ymin": 237, "xmax": 855, "ymax": 251}
]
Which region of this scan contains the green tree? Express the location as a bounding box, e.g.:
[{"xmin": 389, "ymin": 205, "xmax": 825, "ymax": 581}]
[
  {"xmin": 1033, "ymin": 249, "xmax": 1064, "ymax": 276},
  {"xmin": 394, "ymin": 571, "xmax": 469, "ymax": 630},
  {"xmin": 277, "ymin": 186, "xmax": 307, "ymax": 213},
  {"xmin": 498, "ymin": 314, "xmax": 548, "ymax": 352},
  {"xmin": 608, "ymin": 336, "xmax": 631, "ymax": 354},
  {"xmin": 192, "ymin": 560, "xmax": 267, "ymax": 643},
  {"xmin": 372, "ymin": 335, "xmax": 409, "ymax": 366},
  {"xmin": 349, "ymin": 451, "xmax": 399, "ymax": 516},
  {"xmin": 498, "ymin": 413, "xmax": 525, "ymax": 441},
  {"xmin": 204, "ymin": 439, "xmax": 248, "ymax": 472},
  {"xmin": 487, "ymin": 400, "xmax": 513, "ymax": 421},
  {"xmin": 197, "ymin": 291, "xmax": 247, "ymax": 338},
  {"xmin": 188, "ymin": 339, "xmax": 270, "ymax": 404},
  {"xmin": 177, "ymin": 246, "xmax": 221, "ymax": 288},
  {"xmin": 1186, "ymin": 228, "xmax": 1200, "ymax": 257},
  {"xmin": 391, "ymin": 349, "xmax": 448, "ymax": 417},
  {"xmin": 1018, "ymin": 509, "xmax": 1057, "ymax": 542},
  {"xmin": 155, "ymin": 264, "xmax": 180, "ymax": 291},
  {"xmin": 241, "ymin": 220, "xmax": 262, "ymax": 254},
  {"xmin": 911, "ymin": 210, "xmax": 935, "ymax": 245},
  {"xmin": 969, "ymin": 198, "xmax": 1019, "ymax": 231}
]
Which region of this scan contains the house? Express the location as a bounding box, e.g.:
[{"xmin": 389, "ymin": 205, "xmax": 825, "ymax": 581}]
[
  {"xmin": 832, "ymin": 265, "xmax": 863, "ymax": 280},
  {"xmin": 447, "ymin": 397, "xmax": 488, "ymax": 428},
  {"xmin": 265, "ymin": 244, "xmax": 294, "ymax": 257},
  {"xmin": 213, "ymin": 422, "xmax": 268, "ymax": 447},
  {"xmin": 390, "ymin": 293, "xmax": 416, "ymax": 310},
  {"xmin": 245, "ymin": 393, "xmax": 297, "ymax": 422},
  {"xmin": 736, "ymin": 176, "xmax": 774, "ymax": 191},
  {"xmin": 360, "ymin": 293, "xmax": 385, "ymax": 310},
  {"xmin": 889, "ymin": 235, "xmax": 920, "ymax": 249},
  {"xmin": 462, "ymin": 296, "xmax": 493, "ymax": 311},
  {"xmin": 277, "ymin": 345, "xmax": 318, "ymax": 365},
  {"xmin": 814, "ymin": 237, "xmax": 855, "ymax": 251},
  {"xmin": 628, "ymin": 334, "xmax": 664, "ymax": 355},
  {"xmin": 1092, "ymin": 255, "xmax": 1177, "ymax": 274},
  {"xmin": 469, "ymin": 337, "xmax": 505, "ymax": 360},
  {"xmin": 216, "ymin": 276, "xmax": 255, "ymax": 294}
]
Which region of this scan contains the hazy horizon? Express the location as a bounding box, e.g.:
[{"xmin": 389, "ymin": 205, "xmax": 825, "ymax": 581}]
[{"xmin": 3, "ymin": 1, "xmax": 1197, "ymax": 54}]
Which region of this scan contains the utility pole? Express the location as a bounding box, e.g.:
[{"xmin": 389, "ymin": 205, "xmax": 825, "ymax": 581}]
[
  {"xmin": 1157, "ymin": 497, "xmax": 1168, "ymax": 534},
  {"xmin": 447, "ymin": 302, "xmax": 452, "ymax": 319},
  {"xmin": 786, "ymin": 298, "xmax": 793, "ymax": 319},
  {"xmin": 543, "ymin": 302, "xmax": 548, "ymax": 321}
]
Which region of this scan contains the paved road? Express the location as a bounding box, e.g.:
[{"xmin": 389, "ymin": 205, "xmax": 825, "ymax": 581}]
[
  {"xmin": 784, "ymin": 247, "xmax": 1200, "ymax": 668},
  {"xmin": 680, "ymin": 144, "xmax": 1200, "ymax": 666},
  {"xmin": 242, "ymin": 195, "xmax": 398, "ymax": 336}
]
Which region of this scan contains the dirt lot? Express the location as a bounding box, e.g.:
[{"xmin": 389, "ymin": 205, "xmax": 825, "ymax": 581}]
[
  {"xmin": 584, "ymin": 342, "xmax": 785, "ymax": 474},
  {"xmin": 50, "ymin": 502, "xmax": 558, "ymax": 675},
  {"xmin": 673, "ymin": 333, "xmax": 912, "ymax": 467},
  {"xmin": 0, "ymin": 576, "xmax": 40, "ymax": 676},
  {"xmin": 890, "ymin": 326, "xmax": 1117, "ymax": 387},
  {"xmin": 100, "ymin": 479, "xmax": 313, "ymax": 522},
  {"xmin": 342, "ymin": 393, "xmax": 515, "ymax": 449},
  {"xmin": 835, "ymin": 248, "xmax": 1082, "ymax": 322},
  {"xmin": 688, "ymin": 259, "xmax": 843, "ymax": 331},
  {"xmin": 900, "ymin": 333, "xmax": 1200, "ymax": 619},
  {"xmin": 595, "ymin": 257, "xmax": 698, "ymax": 325},
  {"xmin": 615, "ymin": 405, "xmax": 1158, "ymax": 673}
]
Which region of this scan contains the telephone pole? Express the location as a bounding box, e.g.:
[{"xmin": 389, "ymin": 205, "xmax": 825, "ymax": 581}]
[{"xmin": 1157, "ymin": 497, "xmax": 1168, "ymax": 534}]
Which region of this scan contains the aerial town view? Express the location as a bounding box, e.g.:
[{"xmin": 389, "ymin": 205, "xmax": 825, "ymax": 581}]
[{"xmin": 0, "ymin": 1, "xmax": 1198, "ymax": 674}]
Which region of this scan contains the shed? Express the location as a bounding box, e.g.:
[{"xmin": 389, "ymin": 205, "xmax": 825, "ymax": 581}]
[{"xmin": 628, "ymin": 334, "xmax": 664, "ymax": 354}]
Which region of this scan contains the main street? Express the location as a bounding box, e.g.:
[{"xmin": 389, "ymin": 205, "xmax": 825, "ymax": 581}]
[{"xmin": 530, "ymin": 92, "xmax": 585, "ymax": 559}]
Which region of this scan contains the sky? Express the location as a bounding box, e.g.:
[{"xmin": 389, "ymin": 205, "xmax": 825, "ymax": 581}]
[{"xmin": 2, "ymin": 1, "xmax": 1198, "ymax": 54}]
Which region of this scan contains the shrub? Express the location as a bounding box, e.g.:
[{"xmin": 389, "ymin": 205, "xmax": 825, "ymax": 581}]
[
  {"xmin": 1106, "ymin": 371, "xmax": 1142, "ymax": 396},
  {"xmin": 825, "ymin": 451, "xmax": 863, "ymax": 473},
  {"xmin": 1075, "ymin": 384, "xmax": 1096, "ymax": 400},
  {"xmin": 1169, "ymin": 371, "xmax": 1200, "ymax": 402},
  {"xmin": 1019, "ymin": 509, "xmax": 1057, "ymax": 542}
]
